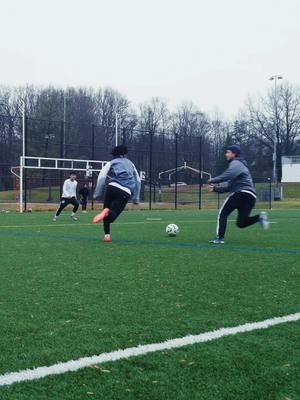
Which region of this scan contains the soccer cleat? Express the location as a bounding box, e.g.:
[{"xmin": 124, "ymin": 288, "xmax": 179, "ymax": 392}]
[
  {"xmin": 209, "ymin": 236, "xmax": 225, "ymax": 244},
  {"xmin": 259, "ymin": 211, "xmax": 269, "ymax": 230},
  {"xmin": 103, "ymin": 234, "xmax": 112, "ymax": 242},
  {"xmin": 71, "ymin": 215, "xmax": 78, "ymax": 221},
  {"xmin": 93, "ymin": 208, "xmax": 110, "ymax": 223},
  {"xmin": 53, "ymin": 216, "xmax": 57, "ymax": 221}
]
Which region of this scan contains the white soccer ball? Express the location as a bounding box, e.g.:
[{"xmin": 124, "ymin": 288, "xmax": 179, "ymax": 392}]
[{"xmin": 166, "ymin": 223, "xmax": 179, "ymax": 237}]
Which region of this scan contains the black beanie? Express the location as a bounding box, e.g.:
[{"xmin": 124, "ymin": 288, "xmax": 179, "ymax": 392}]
[
  {"xmin": 227, "ymin": 145, "xmax": 241, "ymax": 156},
  {"xmin": 111, "ymin": 145, "xmax": 128, "ymax": 157}
]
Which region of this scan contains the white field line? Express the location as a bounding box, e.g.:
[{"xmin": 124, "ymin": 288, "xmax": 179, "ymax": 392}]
[
  {"xmin": 0, "ymin": 219, "xmax": 236, "ymax": 229},
  {"xmin": 0, "ymin": 312, "xmax": 299, "ymax": 387}
]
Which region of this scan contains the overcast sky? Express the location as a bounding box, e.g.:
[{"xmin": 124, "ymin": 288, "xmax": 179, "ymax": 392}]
[{"xmin": 1, "ymin": 0, "xmax": 300, "ymax": 117}]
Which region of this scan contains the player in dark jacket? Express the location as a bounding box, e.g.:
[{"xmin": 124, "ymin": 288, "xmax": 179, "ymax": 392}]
[
  {"xmin": 79, "ymin": 183, "xmax": 90, "ymax": 213},
  {"xmin": 93, "ymin": 145, "xmax": 141, "ymax": 242},
  {"xmin": 208, "ymin": 145, "xmax": 269, "ymax": 244}
]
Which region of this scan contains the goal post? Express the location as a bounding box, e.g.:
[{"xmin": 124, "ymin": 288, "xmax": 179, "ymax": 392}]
[
  {"xmin": 18, "ymin": 156, "xmax": 108, "ymax": 212},
  {"xmin": 158, "ymin": 162, "xmax": 212, "ymax": 185}
]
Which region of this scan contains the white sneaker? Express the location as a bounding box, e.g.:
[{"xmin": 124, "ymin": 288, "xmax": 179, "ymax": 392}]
[
  {"xmin": 53, "ymin": 216, "xmax": 57, "ymax": 221},
  {"xmin": 71, "ymin": 215, "xmax": 78, "ymax": 221},
  {"xmin": 259, "ymin": 212, "xmax": 269, "ymax": 230},
  {"xmin": 209, "ymin": 236, "xmax": 225, "ymax": 244}
]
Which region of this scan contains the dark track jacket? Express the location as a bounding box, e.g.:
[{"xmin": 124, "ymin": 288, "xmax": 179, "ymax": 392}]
[
  {"xmin": 210, "ymin": 157, "xmax": 256, "ymax": 195},
  {"xmin": 94, "ymin": 156, "xmax": 141, "ymax": 203}
]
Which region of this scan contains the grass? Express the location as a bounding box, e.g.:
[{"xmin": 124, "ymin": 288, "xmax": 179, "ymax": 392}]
[{"xmin": 0, "ymin": 209, "xmax": 299, "ymax": 399}]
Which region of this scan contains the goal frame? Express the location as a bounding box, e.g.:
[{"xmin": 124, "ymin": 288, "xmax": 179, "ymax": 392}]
[{"xmin": 18, "ymin": 156, "xmax": 107, "ymax": 212}]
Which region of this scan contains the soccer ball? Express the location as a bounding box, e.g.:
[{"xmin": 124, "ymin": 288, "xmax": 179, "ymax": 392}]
[{"xmin": 166, "ymin": 223, "xmax": 179, "ymax": 237}]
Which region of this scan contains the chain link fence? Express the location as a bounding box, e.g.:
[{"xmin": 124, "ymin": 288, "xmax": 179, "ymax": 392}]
[{"xmin": 0, "ymin": 115, "xmax": 285, "ymax": 211}]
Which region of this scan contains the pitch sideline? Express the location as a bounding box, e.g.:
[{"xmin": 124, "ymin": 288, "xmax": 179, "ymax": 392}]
[{"xmin": 0, "ymin": 312, "xmax": 299, "ymax": 387}]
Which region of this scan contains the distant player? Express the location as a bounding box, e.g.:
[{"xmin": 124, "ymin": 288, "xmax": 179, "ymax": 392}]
[
  {"xmin": 53, "ymin": 172, "xmax": 79, "ymax": 221},
  {"xmin": 207, "ymin": 145, "xmax": 269, "ymax": 244},
  {"xmin": 79, "ymin": 183, "xmax": 90, "ymax": 213},
  {"xmin": 93, "ymin": 145, "xmax": 141, "ymax": 242}
]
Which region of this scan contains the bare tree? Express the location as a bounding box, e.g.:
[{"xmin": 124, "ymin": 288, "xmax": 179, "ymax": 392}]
[{"xmin": 245, "ymin": 82, "xmax": 300, "ymax": 181}]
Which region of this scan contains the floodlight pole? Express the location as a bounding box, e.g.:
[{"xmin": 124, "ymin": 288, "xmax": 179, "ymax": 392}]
[
  {"xmin": 198, "ymin": 135, "xmax": 203, "ymax": 210},
  {"xmin": 20, "ymin": 99, "xmax": 26, "ymax": 213},
  {"xmin": 174, "ymin": 132, "xmax": 178, "ymax": 209},
  {"xmin": 269, "ymin": 74, "xmax": 283, "ymax": 184},
  {"xmin": 115, "ymin": 113, "xmax": 119, "ymax": 146},
  {"xmin": 22, "ymin": 99, "xmax": 25, "ymax": 159},
  {"xmin": 62, "ymin": 90, "xmax": 67, "ymax": 158}
]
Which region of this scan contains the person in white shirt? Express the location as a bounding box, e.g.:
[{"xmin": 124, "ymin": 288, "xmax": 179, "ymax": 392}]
[{"xmin": 53, "ymin": 172, "xmax": 79, "ymax": 221}]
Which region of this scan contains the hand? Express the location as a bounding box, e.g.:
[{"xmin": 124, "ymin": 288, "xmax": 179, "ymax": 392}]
[{"xmin": 207, "ymin": 184, "xmax": 215, "ymax": 192}]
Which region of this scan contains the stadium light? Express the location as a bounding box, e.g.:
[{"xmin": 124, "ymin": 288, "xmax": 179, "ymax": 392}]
[
  {"xmin": 269, "ymin": 74, "xmax": 283, "ymax": 184},
  {"xmin": 115, "ymin": 113, "xmax": 119, "ymax": 146},
  {"xmin": 22, "ymin": 99, "xmax": 26, "ymax": 159},
  {"xmin": 63, "ymin": 91, "xmax": 68, "ymax": 159}
]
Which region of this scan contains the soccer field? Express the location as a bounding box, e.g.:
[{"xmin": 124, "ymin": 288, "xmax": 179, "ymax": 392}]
[{"xmin": 0, "ymin": 209, "xmax": 299, "ymax": 399}]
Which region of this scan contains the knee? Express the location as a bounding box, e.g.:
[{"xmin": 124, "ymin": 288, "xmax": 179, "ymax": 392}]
[
  {"xmin": 105, "ymin": 210, "xmax": 117, "ymax": 223},
  {"xmin": 236, "ymin": 219, "xmax": 246, "ymax": 228},
  {"xmin": 219, "ymin": 211, "xmax": 227, "ymax": 220}
]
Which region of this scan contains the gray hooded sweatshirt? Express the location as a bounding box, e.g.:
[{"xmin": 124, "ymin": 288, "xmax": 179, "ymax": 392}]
[
  {"xmin": 210, "ymin": 157, "xmax": 256, "ymax": 196},
  {"xmin": 94, "ymin": 156, "xmax": 141, "ymax": 203}
]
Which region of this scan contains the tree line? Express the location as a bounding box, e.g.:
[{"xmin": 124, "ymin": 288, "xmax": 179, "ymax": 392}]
[{"xmin": 1, "ymin": 83, "xmax": 300, "ymax": 190}]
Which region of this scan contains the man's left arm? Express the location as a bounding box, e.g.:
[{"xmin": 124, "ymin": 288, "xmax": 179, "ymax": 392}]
[{"xmin": 131, "ymin": 165, "xmax": 141, "ymax": 204}]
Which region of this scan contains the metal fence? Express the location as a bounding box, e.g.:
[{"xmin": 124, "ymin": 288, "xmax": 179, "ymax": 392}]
[{"xmin": 0, "ymin": 115, "xmax": 281, "ymax": 211}]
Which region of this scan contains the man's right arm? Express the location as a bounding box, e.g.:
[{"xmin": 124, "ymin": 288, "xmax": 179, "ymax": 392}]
[
  {"xmin": 212, "ymin": 184, "xmax": 230, "ymax": 193},
  {"xmin": 210, "ymin": 160, "xmax": 242, "ymax": 184}
]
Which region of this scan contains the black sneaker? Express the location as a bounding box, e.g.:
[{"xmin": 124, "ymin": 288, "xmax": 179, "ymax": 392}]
[{"xmin": 209, "ymin": 236, "xmax": 225, "ymax": 244}]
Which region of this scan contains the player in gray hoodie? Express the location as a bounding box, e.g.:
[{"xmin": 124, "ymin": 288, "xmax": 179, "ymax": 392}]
[
  {"xmin": 93, "ymin": 145, "xmax": 141, "ymax": 242},
  {"xmin": 208, "ymin": 145, "xmax": 269, "ymax": 244}
]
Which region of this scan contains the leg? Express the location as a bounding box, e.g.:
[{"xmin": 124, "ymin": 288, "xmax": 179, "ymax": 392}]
[
  {"xmin": 71, "ymin": 198, "xmax": 79, "ymax": 214},
  {"xmin": 103, "ymin": 186, "xmax": 130, "ymax": 234},
  {"xmin": 216, "ymin": 193, "xmax": 240, "ymax": 238},
  {"xmin": 236, "ymin": 193, "xmax": 259, "ymax": 228},
  {"xmin": 55, "ymin": 198, "xmax": 70, "ymax": 217}
]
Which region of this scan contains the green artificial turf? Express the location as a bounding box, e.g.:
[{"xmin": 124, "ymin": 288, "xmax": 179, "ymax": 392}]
[{"xmin": 0, "ymin": 209, "xmax": 299, "ymax": 399}]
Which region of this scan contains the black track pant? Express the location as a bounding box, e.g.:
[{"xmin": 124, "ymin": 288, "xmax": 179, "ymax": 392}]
[
  {"xmin": 81, "ymin": 198, "xmax": 88, "ymax": 210},
  {"xmin": 55, "ymin": 197, "xmax": 79, "ymax": 217},
  {"xmin": 217, "ymin": 192, "xmax": 259, "ymax": 238},
  {"xmin": 103, "ymin": 185, "xmax": 130, "ymax": 234}
]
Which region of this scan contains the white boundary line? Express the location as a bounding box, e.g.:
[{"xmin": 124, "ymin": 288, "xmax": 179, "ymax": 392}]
[
  {"xmin": 0, "ymin": 312, "xmax": 299, "ymax": 387},
  {"xmin": 0, "ymin": 219, "xmax": 238, "ymax": 229}
]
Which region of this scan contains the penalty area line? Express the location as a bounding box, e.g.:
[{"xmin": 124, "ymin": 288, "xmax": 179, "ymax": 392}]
[{"xmin": 0, "ymin": 312, "xmax": 299, "ymax": 387}]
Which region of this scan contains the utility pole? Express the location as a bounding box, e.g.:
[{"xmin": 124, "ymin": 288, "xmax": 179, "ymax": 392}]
[{"xmin": 269, "ymin": 74, "xmax": 283, "ymax": 184}]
